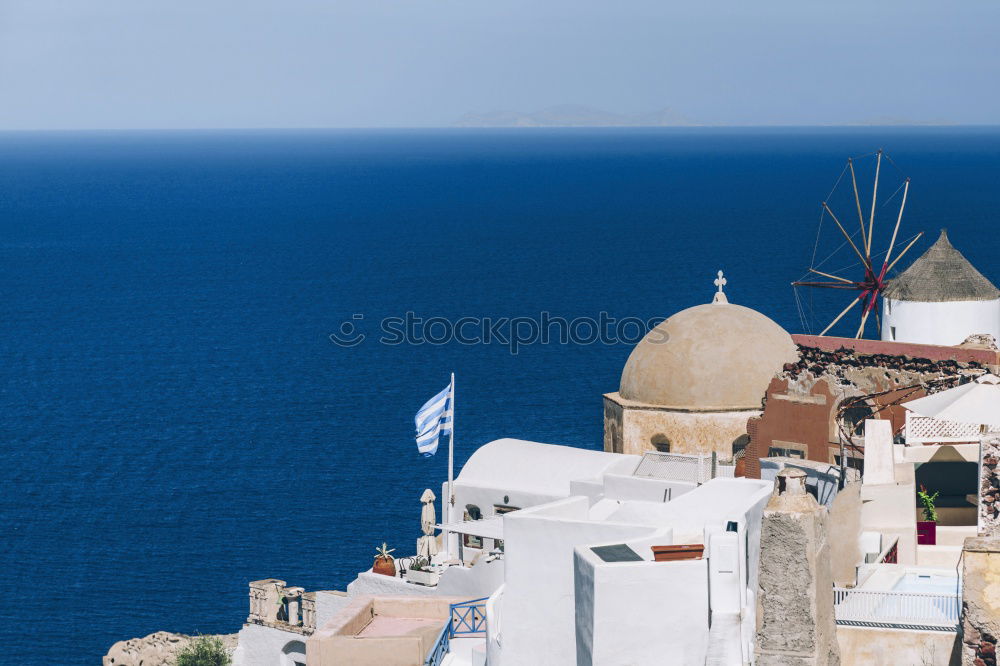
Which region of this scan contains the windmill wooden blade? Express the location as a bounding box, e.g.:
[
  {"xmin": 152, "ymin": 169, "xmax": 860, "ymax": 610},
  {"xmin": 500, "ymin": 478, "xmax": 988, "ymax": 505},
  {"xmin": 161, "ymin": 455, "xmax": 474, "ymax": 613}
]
[
  {"xmin": 885, "ymin": 232, "xmax": 924, "ymax": 274},
  {"xmin": 792, "ymin": 282, "xmax": 866, "ymax": 289},
  {"xmin": 820, "ymin": 296, "xmax": 863, "ymax": 336},
  {"xmin": 855, "ymin": 311, "xmax": 869, "ymax": 339},
  {"xmin": 848, "ymin": 158, "xmax": 868, "ymax": 251},
  {"xmin": 855, "ymin": 307, "xmax": 871, "ymax": 339},
  {"xmin": 866, "ymin": 150, "xmax": 882, "ymax": 258},
  {"xmin": 800, "ymin": 150, "xmax": 912, "ymax": 341},
  {"xmin": 883, "ymin": 178, "xmax": 910, "ymax": 272},
  {"xmin": 823, "ymin": 203, "xmax": 872, "ymax": 272},
  {"xmin": 809, "ymin": 268, "xmax": 856, "ymax": 284}
]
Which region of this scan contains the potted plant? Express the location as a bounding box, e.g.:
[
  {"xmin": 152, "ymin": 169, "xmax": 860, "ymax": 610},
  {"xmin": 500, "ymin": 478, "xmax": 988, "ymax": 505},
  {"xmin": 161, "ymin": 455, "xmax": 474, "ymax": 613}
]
[
  {"xmin": 405, "ymin": 556, "xmax": 440, "ymax": 586},
  {"xmin": 372, "ymin": 542, "xmax": 397, "ymax": 577},
  {"xmin": 917, "ymin": 485, "xmax": 939, "ymax": 546}
]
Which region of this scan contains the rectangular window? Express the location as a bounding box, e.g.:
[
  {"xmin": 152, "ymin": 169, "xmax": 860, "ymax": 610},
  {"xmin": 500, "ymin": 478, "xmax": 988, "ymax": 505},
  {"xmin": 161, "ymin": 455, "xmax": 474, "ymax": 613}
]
[
  {"xmin": 462, "ymin": 510, "xmax": 483, "ymax": 549},
  {"xmin": 768, "ymin": 446, "xmax": 805, "ymax": 459},
  {"xmin": 491, "ymin": 505, "xmax": 520, "ymax": 551},
  {"xmin": 890, "ymin": 326, "xmax": 896, "ymax": 340},
  {"xmin": 834, "ymin": 454, "xmax": 865, "ymax": 473}
]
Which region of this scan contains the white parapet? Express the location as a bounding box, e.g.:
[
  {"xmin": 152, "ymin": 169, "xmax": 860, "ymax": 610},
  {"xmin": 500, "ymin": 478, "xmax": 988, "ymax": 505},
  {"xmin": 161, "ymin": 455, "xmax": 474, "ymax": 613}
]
[{"xmin": 863, "ymin": 419, "xmax": 895, "ymax": 486}]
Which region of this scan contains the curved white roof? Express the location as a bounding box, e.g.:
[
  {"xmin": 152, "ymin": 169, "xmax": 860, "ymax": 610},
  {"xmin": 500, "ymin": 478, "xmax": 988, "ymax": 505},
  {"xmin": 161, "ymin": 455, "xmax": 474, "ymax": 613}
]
[{"xmin": 456, "ymin": 438, "xmax": 638, "ymax": 497}]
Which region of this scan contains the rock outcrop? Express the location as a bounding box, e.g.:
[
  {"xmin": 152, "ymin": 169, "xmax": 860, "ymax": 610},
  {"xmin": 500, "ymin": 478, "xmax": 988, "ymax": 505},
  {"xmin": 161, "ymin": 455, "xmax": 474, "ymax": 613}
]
[{"xmin": 103, "ymin": 631, "xmax": 238, "ymax": 666}]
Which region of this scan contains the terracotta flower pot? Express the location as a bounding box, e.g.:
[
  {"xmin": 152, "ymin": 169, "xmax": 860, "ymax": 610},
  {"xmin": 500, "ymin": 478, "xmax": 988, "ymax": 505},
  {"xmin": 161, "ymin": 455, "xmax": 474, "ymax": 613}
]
[{"xmin": 373, "ymin": 555, "xmax": 396, "ymax": 577}]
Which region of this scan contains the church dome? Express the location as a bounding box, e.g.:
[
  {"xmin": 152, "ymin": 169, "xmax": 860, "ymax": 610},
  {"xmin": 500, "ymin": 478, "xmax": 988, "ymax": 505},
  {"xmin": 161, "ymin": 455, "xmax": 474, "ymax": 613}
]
[{"xmin": 619, "ymin": 299, "xmax": 798, "ymax": 410}]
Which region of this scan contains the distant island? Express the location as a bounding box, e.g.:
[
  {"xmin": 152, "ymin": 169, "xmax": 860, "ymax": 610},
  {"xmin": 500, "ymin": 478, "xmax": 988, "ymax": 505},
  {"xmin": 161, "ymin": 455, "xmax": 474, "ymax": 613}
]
[
  {"xmin": 453, "ymin": 104, "xmax": 692, "ymax": 128},
  {"xmin": 453, "ymin": 105, "xmax": 956, "ymax": 128}
]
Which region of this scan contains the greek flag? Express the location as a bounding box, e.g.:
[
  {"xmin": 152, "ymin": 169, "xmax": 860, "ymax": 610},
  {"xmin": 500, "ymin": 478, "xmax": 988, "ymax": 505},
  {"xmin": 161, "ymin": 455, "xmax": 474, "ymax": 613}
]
[{"xmin": 415, "ymin": 379, "xmax": 453, "ymax": 457}]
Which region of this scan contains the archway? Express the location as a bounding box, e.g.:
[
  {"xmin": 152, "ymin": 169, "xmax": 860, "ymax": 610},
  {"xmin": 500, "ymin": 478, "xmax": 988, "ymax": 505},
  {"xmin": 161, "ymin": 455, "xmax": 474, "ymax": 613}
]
[
  {"xmin": 651, "ymin": 434, "xmax": 671, "ymax": 452},
  {"xmin": 282, "ymin": 640, "xmax": 307, "ymax": 666}
]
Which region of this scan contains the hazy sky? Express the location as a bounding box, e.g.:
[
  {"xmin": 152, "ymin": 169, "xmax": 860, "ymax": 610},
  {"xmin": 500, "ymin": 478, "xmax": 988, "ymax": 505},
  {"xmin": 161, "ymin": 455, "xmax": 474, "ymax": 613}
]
[{"xmin": 1, "ymin": 1, "xmax": 998, "ymax": 129}]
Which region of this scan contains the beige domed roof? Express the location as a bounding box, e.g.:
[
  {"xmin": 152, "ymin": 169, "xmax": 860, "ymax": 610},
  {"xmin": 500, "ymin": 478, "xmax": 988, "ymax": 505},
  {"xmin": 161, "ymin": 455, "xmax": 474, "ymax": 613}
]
[{"xmin": 619, "ymin": 300, "xmax": 798, "ymax": 410}]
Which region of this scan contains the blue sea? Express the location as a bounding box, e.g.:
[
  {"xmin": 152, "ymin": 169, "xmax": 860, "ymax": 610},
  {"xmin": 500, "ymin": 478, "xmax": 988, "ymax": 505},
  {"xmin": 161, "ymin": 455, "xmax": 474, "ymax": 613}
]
[{"xmin": 2, "ymin": 127, "xmax": 999, "ymax": 664}]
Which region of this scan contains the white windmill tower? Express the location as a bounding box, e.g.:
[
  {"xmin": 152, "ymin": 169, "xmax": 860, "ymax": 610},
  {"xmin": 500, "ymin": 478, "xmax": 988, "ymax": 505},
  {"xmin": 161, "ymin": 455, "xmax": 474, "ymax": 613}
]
[{"xmin": 881, "ymin": 229, "xmax": 1000, "ymax": 346}]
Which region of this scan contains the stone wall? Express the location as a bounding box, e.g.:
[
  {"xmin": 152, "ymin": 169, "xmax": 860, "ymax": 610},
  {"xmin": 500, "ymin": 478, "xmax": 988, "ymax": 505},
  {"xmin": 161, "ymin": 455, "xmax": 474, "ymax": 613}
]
[
  {"xmin": 755, "ymin": 468, "xmax": 840, "ymax": 665},
  {"xmin": 747, "ymin": 341, "xmax": 982, "ymax": 472},
  {"xmin": 602, "ymin": 395, "xmax": 623, "ymax": 454},
  {"xmin": 980, "ymin": 436, "xmax": 1000, "ymax": 534},
  {"xmin": 603, "ymin": 392, "xmax": 756, "ymax": 460},
  {"xmin": 961, "ymin": 537, "xmax": 1000, "ymax": 666}
]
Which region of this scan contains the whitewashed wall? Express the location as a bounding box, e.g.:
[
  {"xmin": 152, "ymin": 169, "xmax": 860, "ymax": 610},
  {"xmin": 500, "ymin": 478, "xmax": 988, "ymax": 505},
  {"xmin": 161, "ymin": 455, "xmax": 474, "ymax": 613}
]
[
  {"xmin": 575, "ymin": 550, "xmax": 709, "ymax": 666},
  {"xmin": 881, "ymin": 297, "xmax": 1000, "ymax": 346},
  {"xmin": 231, "ymin": 624, "xmax": 306, "ymax": 666},
  {"xmin": 496, "ymin": 497, "xmax": 657, "ymax": 666}
]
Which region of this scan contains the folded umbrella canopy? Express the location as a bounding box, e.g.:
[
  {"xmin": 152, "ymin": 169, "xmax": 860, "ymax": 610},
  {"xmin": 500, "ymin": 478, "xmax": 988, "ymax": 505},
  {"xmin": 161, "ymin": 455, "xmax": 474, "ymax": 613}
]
[
  {"xmin": 902, "ymin": 373, "xmax": 1000, "ymax": 429},
  {"xmin": 417, "ymin": 488, "xmax": 439, "ymax": 559}
]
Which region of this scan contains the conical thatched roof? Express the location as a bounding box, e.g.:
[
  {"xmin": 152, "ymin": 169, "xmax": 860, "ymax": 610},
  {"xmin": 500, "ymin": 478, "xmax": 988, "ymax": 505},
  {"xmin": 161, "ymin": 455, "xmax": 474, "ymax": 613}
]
[{"xmin": 884, "ymin": 230, "xmax": 1000, "ymax": 302}]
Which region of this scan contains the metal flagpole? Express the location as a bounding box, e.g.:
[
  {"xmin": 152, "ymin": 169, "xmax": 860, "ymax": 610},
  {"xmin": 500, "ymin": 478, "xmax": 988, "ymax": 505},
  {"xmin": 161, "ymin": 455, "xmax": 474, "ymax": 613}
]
[
  {"xmin": 448, "ymin": 373, "xmax": 455, "ymax": 521},
  {"xmin": 447, "ymin": 372, "xmax": 456, "ymax": 559}
]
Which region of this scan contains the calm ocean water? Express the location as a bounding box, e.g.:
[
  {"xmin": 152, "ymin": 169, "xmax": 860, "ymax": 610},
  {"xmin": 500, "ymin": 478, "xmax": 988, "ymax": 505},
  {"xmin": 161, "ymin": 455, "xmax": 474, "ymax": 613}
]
[{"xmin": 2, "ymin": 128, "xmax": 999, "ymax": 664}]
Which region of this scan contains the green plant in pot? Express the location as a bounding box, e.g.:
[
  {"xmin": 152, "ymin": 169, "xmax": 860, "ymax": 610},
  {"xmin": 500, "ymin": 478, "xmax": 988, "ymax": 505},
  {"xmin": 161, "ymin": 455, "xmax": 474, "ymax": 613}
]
[
  {"xmin": 918, "ymin": 485, "xmax": 939, "ymax": 522},
  {"xmin": 372, "ymin": 542, "xmax": 396, "ymax": 577},
  {"xmin": 916, "ymin": 484, "xmax": 940, "ymax": 546}
]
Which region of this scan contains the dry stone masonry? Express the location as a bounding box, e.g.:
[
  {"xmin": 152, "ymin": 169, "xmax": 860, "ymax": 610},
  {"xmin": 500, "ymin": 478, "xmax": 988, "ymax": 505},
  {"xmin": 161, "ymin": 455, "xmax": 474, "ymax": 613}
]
[
  {"xmin": 755, "ymin": 468, "xmax": 840, "ymax": 666},
  {"xmin": 980, "ymin": 435, "xmax": 1000, "ymax": 533},
  {"xmin": 962, "ymin": 537, "xmax": 1000, "ymax": 666}
]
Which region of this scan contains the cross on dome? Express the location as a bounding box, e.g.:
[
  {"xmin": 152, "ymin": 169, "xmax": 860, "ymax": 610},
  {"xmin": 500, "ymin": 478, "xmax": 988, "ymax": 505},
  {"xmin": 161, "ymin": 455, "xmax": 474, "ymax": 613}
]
[{"xmin": 713, "ymin": 270, "xmax": 729, "ymax": 304}]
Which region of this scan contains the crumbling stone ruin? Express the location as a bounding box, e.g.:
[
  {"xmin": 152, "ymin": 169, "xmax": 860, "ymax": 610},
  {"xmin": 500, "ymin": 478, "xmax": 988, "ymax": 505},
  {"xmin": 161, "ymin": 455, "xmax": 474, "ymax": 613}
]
[
  {"xmin": 756, "ymin": 468, "xmax": 840, "ymax": 665},
  {"xmin": 980, "ymin": 436, "xmax": 1000, "ymax": 531},
  {"xmin": 782, "ymin": 344, "xmax": 976, "ymax": 394}
]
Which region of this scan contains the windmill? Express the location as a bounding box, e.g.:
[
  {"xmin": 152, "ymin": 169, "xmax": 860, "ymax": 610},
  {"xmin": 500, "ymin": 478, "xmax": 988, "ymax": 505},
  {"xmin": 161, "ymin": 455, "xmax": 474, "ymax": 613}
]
[{"xmin": 793, "ymin": 150, "xmax": 923, "ymax": 339}]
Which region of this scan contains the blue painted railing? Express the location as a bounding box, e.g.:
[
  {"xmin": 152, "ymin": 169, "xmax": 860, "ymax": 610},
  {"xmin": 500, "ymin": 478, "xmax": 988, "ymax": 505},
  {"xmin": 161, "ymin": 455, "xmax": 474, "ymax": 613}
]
[
  {"xmin": 424, "ymin": 622, "xmax": 451, "ymax": 666},
  {"xmin": 450, "ymin": 597, "xmax": 489, "ymax": 637},
  {"xmin": 423, "ymin": 597, "xmax": 489, "ymax": 666}
]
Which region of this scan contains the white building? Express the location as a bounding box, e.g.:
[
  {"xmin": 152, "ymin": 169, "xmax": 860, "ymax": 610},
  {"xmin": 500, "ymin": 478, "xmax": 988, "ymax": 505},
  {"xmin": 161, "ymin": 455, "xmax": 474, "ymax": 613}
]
[
  {"xmin": 881, "ymin": 229, "xmax": 1000, "ymax": 346},
  {"xmin": 430, "ymin": 439, "xmax": 771, "ymax": 666},
  {"xmin": 268, "ymin": 438, "xmax": 772, "ymax": 666}
]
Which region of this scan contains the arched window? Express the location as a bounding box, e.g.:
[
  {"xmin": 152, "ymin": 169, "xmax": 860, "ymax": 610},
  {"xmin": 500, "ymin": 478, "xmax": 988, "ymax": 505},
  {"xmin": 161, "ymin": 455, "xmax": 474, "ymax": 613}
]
[
  {"xmin": 732, "ymin": 435, "xmax": 750, "ymax": 458},
  {"xmin": 651, "ymin": 434, "xmax": 671, "ymax": 452},
  {"xmin": 282, "ymin": 640, "xmax": 307, "ymax": 666},
  {"xmin": 842, "ymin": 404, "xmax": 875, "ymax": 436}
]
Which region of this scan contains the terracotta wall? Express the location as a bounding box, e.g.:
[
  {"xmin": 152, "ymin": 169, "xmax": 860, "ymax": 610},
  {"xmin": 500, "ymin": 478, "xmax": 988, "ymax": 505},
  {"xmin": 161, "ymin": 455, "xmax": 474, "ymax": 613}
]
[
  {"xmin": 751, "ymin": 376, "xmax": 837, "ymax": 465},
  {"xmin": 791, "ymin": 334, "xmax": 1000, "ymax": 366},
  {"xmin": 743, "ymin": 336, "xmax": 987, "ymax": 475}
]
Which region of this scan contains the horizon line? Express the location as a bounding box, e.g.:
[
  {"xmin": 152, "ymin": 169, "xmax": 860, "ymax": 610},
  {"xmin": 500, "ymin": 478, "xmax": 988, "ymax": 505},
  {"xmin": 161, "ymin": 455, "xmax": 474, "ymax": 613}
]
[{"xmin": 2, "ymin": 123, "xmax": 1000, "ymax": 134}]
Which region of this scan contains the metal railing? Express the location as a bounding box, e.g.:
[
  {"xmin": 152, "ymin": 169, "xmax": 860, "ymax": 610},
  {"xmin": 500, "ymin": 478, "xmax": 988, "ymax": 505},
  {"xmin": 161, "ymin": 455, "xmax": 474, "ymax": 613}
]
[
  {"xmin": 633, "ymin": 451, "xmax": 735, "ymax": 484},
  {"xmin": 450, "ymin": 597, "xmax": 489, "ymax": 636},
  {"xmin": 424, "ymin": 622, "xmax": 451, "ymax": 666},
  {"xmin": 833, "ymin": 588, "xmax": 959, "ymax": 630},
  {"xmin": 864, "ymin": 536, "xmax": 899, "ymax": 565},
  {"xmin": 423, "ymin": 597, "xmax": 489, "ymax": 666}
]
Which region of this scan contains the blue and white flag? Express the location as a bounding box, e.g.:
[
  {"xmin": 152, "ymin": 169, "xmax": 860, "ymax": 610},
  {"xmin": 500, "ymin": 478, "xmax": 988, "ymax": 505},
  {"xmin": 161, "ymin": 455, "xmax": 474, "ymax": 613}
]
[{"xmin": 415, "ymin": 378, "xmax": 453, "ymax": 457}]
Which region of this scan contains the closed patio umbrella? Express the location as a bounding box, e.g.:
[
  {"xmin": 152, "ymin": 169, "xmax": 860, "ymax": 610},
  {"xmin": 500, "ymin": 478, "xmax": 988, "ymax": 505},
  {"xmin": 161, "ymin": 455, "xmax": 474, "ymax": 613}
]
[
  {"xmin": 903, "ymin": 373, "xmax": 1000, "ymax": 429},
  {"xmin": 417, "ymin": 488, "xmax": 439, "ymax": 559}
]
